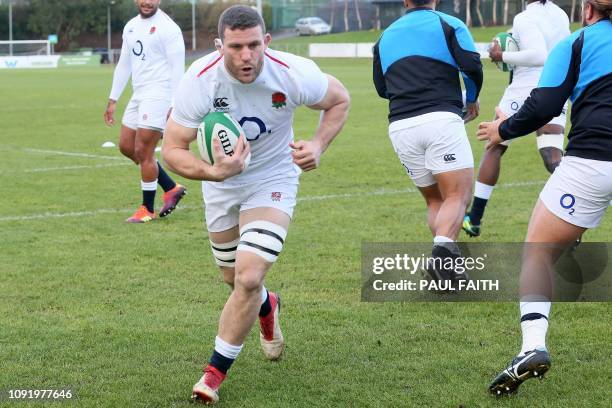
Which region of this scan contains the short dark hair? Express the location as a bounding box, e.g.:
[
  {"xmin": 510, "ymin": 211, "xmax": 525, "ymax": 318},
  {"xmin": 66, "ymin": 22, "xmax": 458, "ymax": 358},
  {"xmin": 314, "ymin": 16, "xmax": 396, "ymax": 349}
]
[
  {"xmin": 218, "ymin": 5, "xmax": 265, "ymax": 40},
  {"xmin": 412, "ymin": 0, "xmax": 435, "ymax": 5},
  {"xmin": 588, "ymin": 0, "xmax": 612, "ymax": 19}
]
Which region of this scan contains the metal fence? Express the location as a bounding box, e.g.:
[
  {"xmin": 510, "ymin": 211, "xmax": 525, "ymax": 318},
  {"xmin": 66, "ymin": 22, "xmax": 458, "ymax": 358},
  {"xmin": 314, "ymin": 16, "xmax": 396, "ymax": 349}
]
[{"xmin": 268, "ymin": 0, "xmax": 582, "ymax": 31}]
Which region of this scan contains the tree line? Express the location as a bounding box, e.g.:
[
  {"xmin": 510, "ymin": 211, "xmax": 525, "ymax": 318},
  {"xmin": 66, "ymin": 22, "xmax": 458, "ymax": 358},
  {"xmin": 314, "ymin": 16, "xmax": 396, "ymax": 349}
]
[
  {"xmin": 463, "ymin": 0, "xmax": 580, "ymax": 27},
  {"xmin": 0, "ymin": 0, "xmax": 271, "ymax": 51}
]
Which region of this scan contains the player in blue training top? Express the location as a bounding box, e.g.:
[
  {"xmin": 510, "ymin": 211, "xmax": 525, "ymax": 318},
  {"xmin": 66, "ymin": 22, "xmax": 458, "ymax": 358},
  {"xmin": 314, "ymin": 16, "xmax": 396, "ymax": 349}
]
[
  {"xmin": 478, "ymin": 0, "xmax": 612, "ymax": 395},
  {"xmin": 463, "ymin": 0, "xmax": 570, "ymax": 238},
  {"xmin": 373, "ymin": 0, "xmax": 483, "ymax": 283}
]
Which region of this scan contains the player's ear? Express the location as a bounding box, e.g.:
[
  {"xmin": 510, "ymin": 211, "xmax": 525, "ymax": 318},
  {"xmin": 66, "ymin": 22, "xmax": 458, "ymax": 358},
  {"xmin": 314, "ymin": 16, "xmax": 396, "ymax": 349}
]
[
  {"xmin": 583, "ymin": 1, "xmax": 593, "ymax": 20},
  {"xmin": 264, "ymin": 33, "xmax": 272, "ymax": 48},
  {"xmin": 588, "ymin": 2, "xmax": 596, "ymax": 20}
]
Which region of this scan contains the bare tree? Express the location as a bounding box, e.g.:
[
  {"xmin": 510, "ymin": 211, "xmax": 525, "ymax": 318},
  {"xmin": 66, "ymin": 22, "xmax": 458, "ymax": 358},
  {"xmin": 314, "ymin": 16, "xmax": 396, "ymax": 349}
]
[
  {"xmin": 571, "ymin": 0, "xmax": 577, "ymax": 23},
  {"xmin": 344, "ymin": 0, "xmax": 349, "ymax": 32},
  {"xmin": 466, "ymin": 0, "xmax": 472, "ymax": 27},
  {"xmin": 374, "ymin": 2, "xmax": 380, "ymax": 30},
  {"xmin": 330, "ymin": 0, "xmax": 336, "ymax": 31},
  {"xmin": 453, "ymin": 0, "xmax": 461, "ymax": 14},
  {"xmin": 492, "ymin": 0, "xmax": 498, "ymax": 25},
  {"xmin": 354, "ymin": 0, "xmax": 362, "ymax": 31},
  {"xmin": 475, "ymin": 0, "xmax": 485, "ymax": 27},
  {"xmin": 503, "ymin": 0, "xmax": 510, "ymax": 25}
]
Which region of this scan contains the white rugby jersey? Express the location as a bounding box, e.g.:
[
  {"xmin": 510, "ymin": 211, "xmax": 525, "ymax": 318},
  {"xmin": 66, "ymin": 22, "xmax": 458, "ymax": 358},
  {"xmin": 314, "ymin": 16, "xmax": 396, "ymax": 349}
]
[
  {"xmin": 109, "ymin": 9, "xmax": 185, "ymax": 101},
  {"xmin": 171, "ymin": 49, "xmax": 329, "ymax": 187},
  {"xmin": 506, "ymin": 1, "xmax": 570, "ymax": 88}
]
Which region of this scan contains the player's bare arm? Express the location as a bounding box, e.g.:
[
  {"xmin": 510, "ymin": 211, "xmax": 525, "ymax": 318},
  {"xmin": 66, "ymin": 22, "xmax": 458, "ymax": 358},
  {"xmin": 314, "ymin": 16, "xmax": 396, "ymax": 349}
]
[
  {"xmin": 290, "ymin": 74, "xmax": 350, "ymax": 172},
  {"xmin": 162, "ymin": 117, "xmax": 250, "ymax": 181},
  {"xmin": 104, "ymin": 99, "xmax": 117, "ymax": 126},
  {"xmin": 463, "ymin": 100, "xmax": 480, "ymax": 124}
]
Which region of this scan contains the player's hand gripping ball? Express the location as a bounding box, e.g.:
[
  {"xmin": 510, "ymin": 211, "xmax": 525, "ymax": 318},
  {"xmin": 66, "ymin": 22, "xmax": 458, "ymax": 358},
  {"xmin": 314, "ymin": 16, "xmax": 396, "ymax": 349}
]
[{"xmin": 197, "ymin": 112, "xmax": 251, "ymax": 168}]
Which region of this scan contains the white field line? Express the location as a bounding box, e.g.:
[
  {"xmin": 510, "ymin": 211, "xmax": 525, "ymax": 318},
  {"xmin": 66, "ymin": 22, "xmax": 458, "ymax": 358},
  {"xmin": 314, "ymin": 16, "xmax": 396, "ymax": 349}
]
[
  {"xmin": 21, "ymin": 163, "xmax": 132, "ymax": 173},
  {"xmin": 23, "ymin": 148, "xmax": 124, "ymax": 161},
  {"xmin": 0, "ymin": 179, "xmax": 546, "ymax": 223}
]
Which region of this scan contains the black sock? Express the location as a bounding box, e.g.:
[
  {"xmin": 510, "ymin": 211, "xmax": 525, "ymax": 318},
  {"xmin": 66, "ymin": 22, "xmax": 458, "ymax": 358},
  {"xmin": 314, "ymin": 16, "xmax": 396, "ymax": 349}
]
[
  {"xmin": 259, "ymin": 289, "xmax": 271, "ymax": 317},
  {"xmin": 209, "ymin": 350, "xmax": 234, "ymax": 374},
  {"xmin": 143, "ymin": 190, "xmax": 156, "ymax": 213},
  {"xmin": 469, "ymin": 197, "xmax": 488, "ymax": 226},
  {"xmin": 157, "ymin": 162, "xmax": 176, "ymax": 192}
]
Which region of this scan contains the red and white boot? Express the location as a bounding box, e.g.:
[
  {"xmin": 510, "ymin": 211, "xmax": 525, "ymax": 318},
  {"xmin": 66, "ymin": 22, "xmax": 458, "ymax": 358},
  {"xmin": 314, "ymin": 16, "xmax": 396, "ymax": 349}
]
[
  {"xmin": 259, "ymin": 292, "xmax": 285, "ymax": 360},
  {"xmin": 191, "ymin": 365, "xmax": 225, "ymax": 405}
]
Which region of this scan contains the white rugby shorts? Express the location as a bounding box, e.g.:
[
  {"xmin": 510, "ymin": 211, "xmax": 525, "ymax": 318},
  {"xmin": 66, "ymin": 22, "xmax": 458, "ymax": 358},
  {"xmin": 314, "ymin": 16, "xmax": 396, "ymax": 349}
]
[
  {"xmin": 498, "ymin": 85, "xmax": 568, "ymax": 146},
  {"xmin": 202, "ymin": 176, "xmax": 299, "ymax": 232},
  {"xmin": 539, "ymin": 156, "xmax": 612, "ymax": 229},
  {"xmin": 122, "ymin": 96, "xmax": 171, "ymax": 131},
  {"xmin": 388, "ymin": 112, "xmax": 474, "ymax": 187}
]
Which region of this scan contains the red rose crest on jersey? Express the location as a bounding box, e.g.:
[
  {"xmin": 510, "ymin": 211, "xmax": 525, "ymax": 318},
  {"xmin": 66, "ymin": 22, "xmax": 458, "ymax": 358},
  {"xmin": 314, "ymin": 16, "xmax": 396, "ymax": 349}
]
[
  {"xmin": 271, "ymin": 192, "xmax": 282, "ymax": 202},
  {"xmin": 272, "ymin": 92, "xmax": 286, "ymax": 109},
  {"xmin": 149, "ymin": 26, "xmax": 156, "ymax": 35}
]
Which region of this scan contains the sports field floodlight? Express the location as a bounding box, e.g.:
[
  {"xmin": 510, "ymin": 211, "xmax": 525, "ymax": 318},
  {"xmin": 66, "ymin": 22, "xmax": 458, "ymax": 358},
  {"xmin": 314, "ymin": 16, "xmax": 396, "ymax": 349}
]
[{"xmin": 107, "ymin": 0, "xmax": 116, "ymax": 63}]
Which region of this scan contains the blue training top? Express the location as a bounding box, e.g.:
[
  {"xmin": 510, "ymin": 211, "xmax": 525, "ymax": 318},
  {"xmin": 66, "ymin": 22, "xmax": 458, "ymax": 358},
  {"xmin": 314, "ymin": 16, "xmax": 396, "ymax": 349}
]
[
  {"xmin": 500, "ymin": 19, "xmax": 612, "ymax": 161},
  {"xmin": 373, "ymin": 7, "xmax": 483, "ymax": 123}
]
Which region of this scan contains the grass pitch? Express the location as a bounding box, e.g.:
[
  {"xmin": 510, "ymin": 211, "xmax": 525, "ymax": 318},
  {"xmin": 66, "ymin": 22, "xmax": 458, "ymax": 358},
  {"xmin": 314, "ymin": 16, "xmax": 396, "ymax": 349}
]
[{"xmin": 0, "ymin": 48, "xmax": 610, "ymax": 407}]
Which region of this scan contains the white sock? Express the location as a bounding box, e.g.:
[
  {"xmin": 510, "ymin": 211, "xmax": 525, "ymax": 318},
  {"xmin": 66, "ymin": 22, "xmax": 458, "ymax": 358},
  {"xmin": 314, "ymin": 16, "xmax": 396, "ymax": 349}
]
[
  {"xmin": 474, "ymin": 181, "xmax": 494, "ymax": 200},
  {"xmin": 260, "ymin": 286, "xmax": 268, "ymax": 305},
  {"xmin": 519, "ymin": 301, "xmax": 551, "ymax": 356},
  {"xmin": 214, "ymin": 336, "xmax": 243, "ymax": 360},
  {"xmin": 520, "ymin": 300, "xmax": 551, "ymax": 316},
  {"xmin": 141, "ymin": 180, "xmax": 157, "ymax": 191},
  {"xmin": 433, "ymin": 235, "xmax": 454, "ymax": 244}
]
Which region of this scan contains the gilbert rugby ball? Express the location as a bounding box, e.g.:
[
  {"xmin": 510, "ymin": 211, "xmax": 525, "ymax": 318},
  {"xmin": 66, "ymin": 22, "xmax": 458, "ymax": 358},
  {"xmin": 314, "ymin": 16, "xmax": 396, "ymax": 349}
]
[
  {"xmin": 492, "ymin": 32, "xmax": 519, "ymax": 72},
  {"xmin": 196, "ymin": 112, "xmax": 251, "ymax": 168}
]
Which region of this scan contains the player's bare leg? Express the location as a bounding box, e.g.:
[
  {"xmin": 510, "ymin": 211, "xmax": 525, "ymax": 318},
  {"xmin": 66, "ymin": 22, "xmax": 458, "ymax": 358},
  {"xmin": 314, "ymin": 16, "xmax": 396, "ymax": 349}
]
[
  {"xmin": 134, "ymin": 125, "xmax": 187, "ymax": 218},
  {"xmin": 118, "ymin": 125, "xmax": 138, "ymax": 163},
  {"xmin": 475, "ymin": 143, "xmax": 508, "ymax": 187},
  {"xmin": 420, "ymin": 168, "xmax": 472, "ymax": 283},
  {"xmin": 218, "ymin": 251, "xmax": 272, "ymax": 343},
  {"xmin": 210, "ymin": 226, "xmax": 240, "ymax": 289},
  {"xmin": 126, "ymin": 128, "xmax": 185, "ymax": 222},
  {"xmin": 417, "ymin": 184, "xmax": 443, "ymax": 236},
  {"xmin": 124, "ymin": 128, "xmax": 161, "ymax": 222},
  {"xmin": 463, "ymin": 143, "xmax": 508, "ymax": 237},
  {"xmin": 134, "ymin": 127, "xmax": 162, "ymax": 183},
  {"xmin": 521, "ymin": 199, "xmax": 585, "ymax": 298},
  {"xmin": 536, "ymin": 124, "xmax": 564, "ymax": 174},
  {"xmin": 193, "ymin": 208, "xmax": 289, "ymax": 404},
  {"xmin": 432, "ymin": 168, "xmax": 473, "ymax": 240},
  {"xmin": 118, "ymin": 125, "xmax": 157, "ymax": 222},
  {"xmin": 490, "ymin": 200, "xmax": 586, "ymax": 395},
  {"xmin": 535, "ymin": 124, "xmax": 580, "ymax": 246}
]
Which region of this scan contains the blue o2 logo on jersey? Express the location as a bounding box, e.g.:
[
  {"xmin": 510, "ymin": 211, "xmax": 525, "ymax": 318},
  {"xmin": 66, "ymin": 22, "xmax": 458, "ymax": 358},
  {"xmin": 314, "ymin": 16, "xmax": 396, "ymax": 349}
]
[
  {"xmin": 238, "ymin": 116, "xmax": 271, "ymax": 141},
  {"xmin": 560, "ymin": 193, "xmax": 576, "ymax": 215},
  {"xmin": 132, "ymin": 40, "xmax": 145, "ymax": 60}
]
